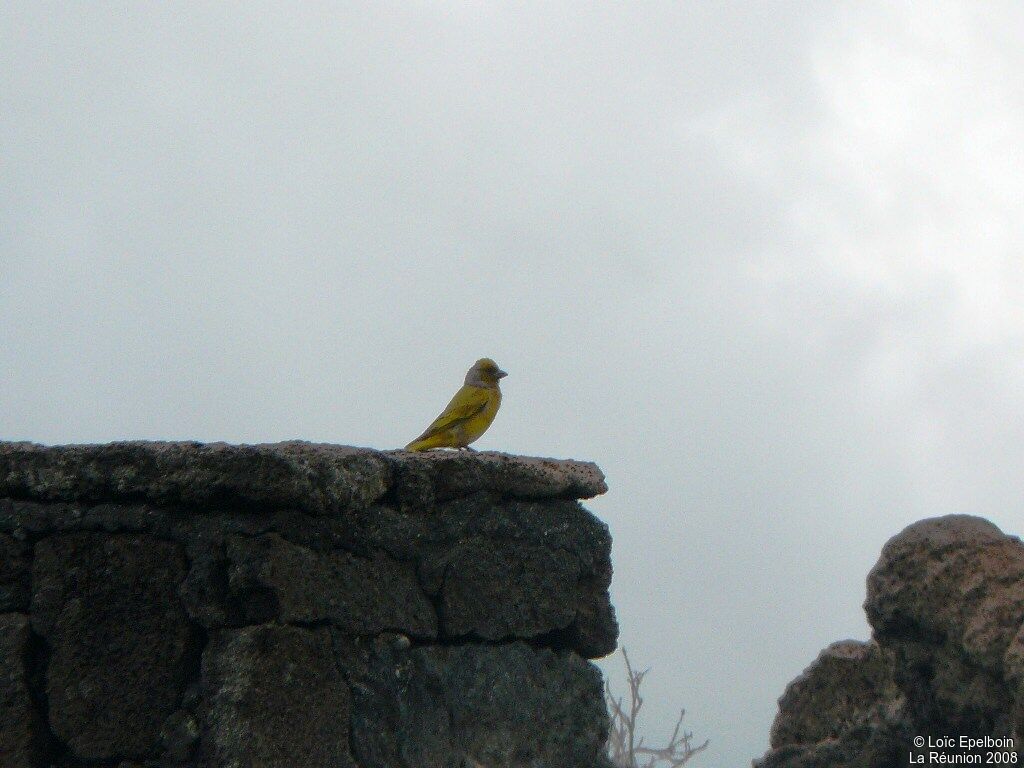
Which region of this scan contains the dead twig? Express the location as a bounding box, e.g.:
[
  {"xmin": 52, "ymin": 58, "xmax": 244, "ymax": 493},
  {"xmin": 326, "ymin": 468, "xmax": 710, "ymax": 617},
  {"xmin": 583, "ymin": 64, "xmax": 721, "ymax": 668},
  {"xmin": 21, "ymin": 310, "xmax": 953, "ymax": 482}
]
[{"xmin": 605, "ymin": 648, "xmax": 708, "ymax": 768}]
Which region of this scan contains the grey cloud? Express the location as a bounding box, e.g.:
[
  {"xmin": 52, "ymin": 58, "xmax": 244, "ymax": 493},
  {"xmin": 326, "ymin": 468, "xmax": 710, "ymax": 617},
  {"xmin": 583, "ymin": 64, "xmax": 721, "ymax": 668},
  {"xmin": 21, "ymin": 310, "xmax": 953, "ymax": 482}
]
[{"xmin": 3, "ymin": 3, "xmax": 1022, "ymax": 765}]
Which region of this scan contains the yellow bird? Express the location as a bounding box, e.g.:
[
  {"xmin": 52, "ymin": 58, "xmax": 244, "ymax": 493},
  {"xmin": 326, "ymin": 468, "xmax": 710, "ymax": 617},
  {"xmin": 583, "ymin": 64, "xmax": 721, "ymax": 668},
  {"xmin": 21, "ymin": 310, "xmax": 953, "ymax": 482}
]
[{"xmin": 405, "ymin": 358, "xmax": 507, "ymax": 451}]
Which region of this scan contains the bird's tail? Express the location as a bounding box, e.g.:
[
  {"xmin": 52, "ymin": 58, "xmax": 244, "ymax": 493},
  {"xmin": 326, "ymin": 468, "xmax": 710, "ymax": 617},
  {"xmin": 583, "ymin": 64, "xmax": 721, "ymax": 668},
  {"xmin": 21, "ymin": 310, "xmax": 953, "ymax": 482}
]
[{"xmin": 405, "ymin": 435, "xmax": 440, "ymax": 451}]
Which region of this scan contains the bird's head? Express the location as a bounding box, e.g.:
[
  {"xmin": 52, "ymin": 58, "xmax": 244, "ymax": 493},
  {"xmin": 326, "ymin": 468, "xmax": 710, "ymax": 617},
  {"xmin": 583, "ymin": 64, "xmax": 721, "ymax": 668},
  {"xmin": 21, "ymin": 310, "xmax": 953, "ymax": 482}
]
[{"xmin": 466, "ymin": 358, "xmax": 507, "ymax": 387}]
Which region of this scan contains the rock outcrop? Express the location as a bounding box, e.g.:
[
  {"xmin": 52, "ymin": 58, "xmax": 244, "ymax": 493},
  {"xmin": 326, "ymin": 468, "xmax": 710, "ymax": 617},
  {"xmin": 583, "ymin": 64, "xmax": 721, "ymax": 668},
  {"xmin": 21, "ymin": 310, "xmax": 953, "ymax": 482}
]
[
  {"xmin": 756, "ymin": 515, "xmax": 1024, "ymax": 767},
  {"xmin": 0, "ymin": 441, "xmax": 618, "ymax": 768}
]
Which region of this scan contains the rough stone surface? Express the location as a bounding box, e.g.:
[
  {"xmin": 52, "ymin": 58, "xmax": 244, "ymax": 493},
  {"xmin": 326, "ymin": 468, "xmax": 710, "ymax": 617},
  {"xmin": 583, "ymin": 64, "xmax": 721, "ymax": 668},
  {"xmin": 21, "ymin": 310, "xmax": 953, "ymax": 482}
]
[
  {"xmin": 0, "ymin": 440, "xmax": 607, "ymax": 516},
  {"xmin": 0, "ymin": 440, "xmax": 616, "ymax": 767},
  {"xmin": 769, "ymin": 640, "xmax": 904, "ymax": 749},
  {"xmin": 433, "ymin": 538, "xmax": 580, "ymax": 640},
  {"xmin": 0, "ymin": 532, "xmax": 31, "ymax": 611},
  {"xmin": 758, "ymin": 640, "xmax": 909, "ymax": 768},
  {"xmin": 0, "ymin": 613, "xmax": 37, "ymax": 767},
  {"xmin": 339, "ymin": 637, "xmax": 610, "ymax": 768},
  {"xmin": 225, "ymin": 533, "xmax": 438, "ymax": 636},
  {"xmin": 412, "ymin": 494, "xmax": 616, "ymax": 652},
  {"xmin": 756, "ymin": 515, "xmax": 1024, "ymax": 766},
  {"xmin": 31, "ymin": 533, "xmax": 193, "ymax": 760},
  {"xmin": 202, "ymin": 624, "xmax": 354, "ymax": 768}
]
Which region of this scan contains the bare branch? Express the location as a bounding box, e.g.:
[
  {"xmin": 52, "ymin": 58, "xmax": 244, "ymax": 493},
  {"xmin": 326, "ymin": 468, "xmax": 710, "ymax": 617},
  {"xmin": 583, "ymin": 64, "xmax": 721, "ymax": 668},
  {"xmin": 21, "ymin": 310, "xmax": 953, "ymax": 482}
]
[{"xmin": 605, "ymin": 648, "xmax": 708, "ymax": 768}]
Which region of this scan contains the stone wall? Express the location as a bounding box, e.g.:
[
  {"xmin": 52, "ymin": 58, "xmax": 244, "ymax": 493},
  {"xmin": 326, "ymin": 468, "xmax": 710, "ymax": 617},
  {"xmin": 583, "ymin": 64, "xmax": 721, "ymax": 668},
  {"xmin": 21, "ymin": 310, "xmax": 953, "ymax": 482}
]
[
  {"xmin": 0, "ymin": 441, "xmax": 618, "ymax": 768},
  {"xmin": 756, "ymin": 515, "xmax": 1024, "ymax": 767}
]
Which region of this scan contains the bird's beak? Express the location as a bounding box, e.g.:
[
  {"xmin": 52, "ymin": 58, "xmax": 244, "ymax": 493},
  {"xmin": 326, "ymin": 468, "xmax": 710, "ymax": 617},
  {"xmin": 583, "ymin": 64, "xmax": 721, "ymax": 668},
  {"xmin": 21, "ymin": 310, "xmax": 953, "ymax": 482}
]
[{"xmin": 496, "ymin": 368, "xmax": 508, "ymax": 379}]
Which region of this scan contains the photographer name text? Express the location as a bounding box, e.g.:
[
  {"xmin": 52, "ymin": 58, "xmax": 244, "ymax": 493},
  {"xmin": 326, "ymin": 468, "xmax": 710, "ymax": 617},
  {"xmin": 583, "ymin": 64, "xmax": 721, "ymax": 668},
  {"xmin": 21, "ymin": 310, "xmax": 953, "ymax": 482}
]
[{"xmin": 910, "ymin": 736, "xmax": 1017, "ymax": 764}]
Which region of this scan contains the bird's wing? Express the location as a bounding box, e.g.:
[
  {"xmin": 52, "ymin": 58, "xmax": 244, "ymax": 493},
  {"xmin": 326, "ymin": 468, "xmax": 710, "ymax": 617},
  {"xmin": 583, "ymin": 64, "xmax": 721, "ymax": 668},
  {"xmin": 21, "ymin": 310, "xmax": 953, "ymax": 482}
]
[{"xmin": 413, "ymin": 385, "xmax": 491, "ymax": 441}]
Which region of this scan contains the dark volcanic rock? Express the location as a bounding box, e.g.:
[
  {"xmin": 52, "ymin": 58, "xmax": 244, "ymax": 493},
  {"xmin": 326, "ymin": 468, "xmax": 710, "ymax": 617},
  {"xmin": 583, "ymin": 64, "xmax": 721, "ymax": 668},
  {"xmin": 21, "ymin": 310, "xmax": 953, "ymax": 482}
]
[
  {"xmin": 0, "ymin": 440, "xmax": 616, "ymax": 768},
  {"xmin": 865, "ymin": 515, "xmax": 1024, "ymax": 739},
  {"xmin": 414, "ymin": 494, "xmax": 618, "ymax": 655},
  {"xmin": 225, "ymin": 532, "xmax": 437, "ymax": 636},
  {"xmin": 0, "ymin": 440, "xmax": 393, "ymax": 516},
  {"xmin": 0, "ymin": 613, "xmax": 37, "ymax": 766},
  {"xmin": 386, "ymin": 447, "xmax": 608, "ymax": 504},
  {"xmin": 0, "ymin": 440, "xmax": 606, "ymax": 516},
  {"xmin": 757, "ymin": 515, "xmax": 1024, "ymax": 766},
  {"xmin": 31, "ymin": 533, "xmax": 193, "ymax": 760},
  {"xmin": 758, "ymin": 640, "xmax": 908, "ymax": 768},
  {"xmin": 341, "ymin": 638, "xmax": 609, "ymax": 768},
  {"xmin": 202, "ymin": 624, "xmax": 354, "ymax": 768},
  {"xmin": 769, "ymin": 640, "xmax": 904, "ymax": 749},
  {"xmin": 0, "ymin": 533, "xmax": 31, "ymax": 611},
  {"xmin": 432, "ymin": 537, "xmax": 580, "ymax": 640}
]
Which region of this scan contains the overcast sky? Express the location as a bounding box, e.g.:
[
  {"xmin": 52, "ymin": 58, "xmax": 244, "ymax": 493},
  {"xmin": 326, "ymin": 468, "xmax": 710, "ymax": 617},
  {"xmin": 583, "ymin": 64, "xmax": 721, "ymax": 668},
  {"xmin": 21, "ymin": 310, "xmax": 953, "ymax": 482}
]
[{"xmin": 3, "ymin": 2, "xmax": 1023, "ymax": 765}]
